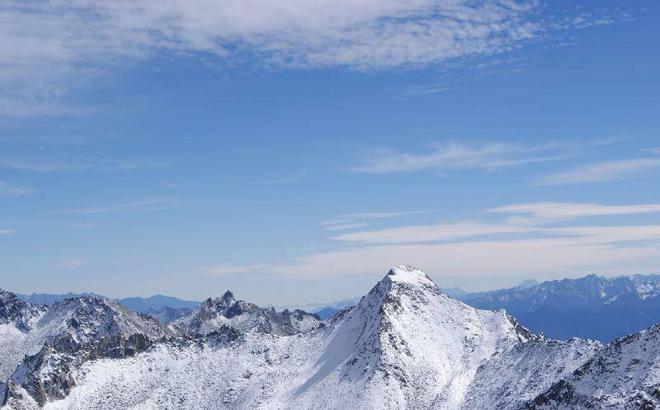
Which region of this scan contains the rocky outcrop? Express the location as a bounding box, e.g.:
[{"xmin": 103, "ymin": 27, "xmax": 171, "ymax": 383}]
[{"xmin": 174, "ymin": 290, "xmax": 322, "ymax": 336}]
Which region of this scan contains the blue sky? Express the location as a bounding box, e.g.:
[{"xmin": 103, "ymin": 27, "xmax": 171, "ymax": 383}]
[{"xmin": 0, "ymin": 0, "xmax": 659, "ymax": 305}]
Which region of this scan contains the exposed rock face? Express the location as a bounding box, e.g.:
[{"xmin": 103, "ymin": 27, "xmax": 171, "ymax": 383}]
[
  {"xmin": 530, "ymin": 324, "xmax": 660, "ymax": 409},
  {"xmin": 0, "ymin": 293, "xmax": 176, "ymax": 407},
  {"xmin": 174, "ymin": 290, "xmax": 322, "ymax": 336},
  {"xmin": 1, "ymin": 267, "xmax": 658, "ymax": 409},
  {"xmin": 0, "ymin": 289, "xmax": 46, "ymax": 331},
  {"xmin": 145, "ymin": 306, "xmax": 194, "ymax": 323},
  {"xmin": 462, "ymin": 273, "xmax": 660, "ymax": 341}
]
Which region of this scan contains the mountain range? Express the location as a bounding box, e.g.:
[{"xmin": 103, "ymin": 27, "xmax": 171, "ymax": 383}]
[
  {"xmin": 315, "ymin": 274, "xmax": 660, "ymax": 342},
  {"xmin": 1, "ymin": 266, "xmax": 658, "ymax": 409},
  {"xmin": 15, "ymin": 273, "xmax": 660, "ymax": 342},
  {"xmin": 460, "ymin": 274, "xmax": 659, "ymax": 342}
]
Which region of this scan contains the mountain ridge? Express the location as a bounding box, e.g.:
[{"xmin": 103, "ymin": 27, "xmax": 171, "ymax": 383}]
[
  {"xmin": 1, "ymin": 266, "xmax": 658, "ymax": 409},
  {"xmin": 315, "ymin": 273, "xmax": 660, "ymax": 341}
]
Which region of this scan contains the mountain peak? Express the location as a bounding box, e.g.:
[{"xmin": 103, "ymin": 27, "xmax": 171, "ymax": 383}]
[
  {"xmin": 221, "ymin": 290, "xmax": 235, "ymax": 303},
  {"xmin": 175, "ymin": 291, "xmax": 321, "ymax": 336},
  {"xmin": 386, "ymin": 265, "xmax": 432, "ymax": 284}
]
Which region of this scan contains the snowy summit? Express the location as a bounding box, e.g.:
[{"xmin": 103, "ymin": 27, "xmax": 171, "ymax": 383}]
[{"xmin": 0, "ymin": 266, "xmax": 658, "ymax": 409}]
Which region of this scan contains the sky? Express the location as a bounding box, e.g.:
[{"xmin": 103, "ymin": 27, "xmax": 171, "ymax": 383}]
[{"xmin": 0, "ymin": 0, "xmax": 659, "ymax": 305}]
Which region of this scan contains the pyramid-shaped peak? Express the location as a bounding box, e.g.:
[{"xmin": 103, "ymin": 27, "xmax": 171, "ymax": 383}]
[
  {"xmin": 386, "ymin": 265, "xmax": 432, "ymax": 284},
  {"xmin": 221, "ymin": 290, "xmax": 235, "ymax": 302}
]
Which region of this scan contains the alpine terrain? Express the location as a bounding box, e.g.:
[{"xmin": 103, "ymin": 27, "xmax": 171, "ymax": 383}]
[
  {"xmin": 1, "ymin": 266, "xmax": 658, "ymax": 409},
  {"xmin": 461, "ymin": 274, "xmax": 660, "ymax": 342}
]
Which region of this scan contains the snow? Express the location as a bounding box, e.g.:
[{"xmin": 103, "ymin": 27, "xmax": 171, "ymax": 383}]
[
  {"xmin": 2, "ymin": 267, "xmax": 658, "ymax": 409},
  {"xmin": 635, "ymin": 282, "xmax": 657, "ymax": 300},
  {"xmin": 0, "ymin": 324, "xmax": 35, "ymax": 381},
  {"xmin": 533, "ymin": 324, "xmax": 660, "ymax": 409},
  {"xmin": 173, "ymin": 292, "xmax": 321, "ymax": 337}
]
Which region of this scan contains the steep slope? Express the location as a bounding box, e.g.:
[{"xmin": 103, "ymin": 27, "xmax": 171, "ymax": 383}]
[
  {"xmin": 119, "ymin": 295, "xmax": 199, "ymax": 314},
  {"xmin": 146, "ymin": 306, "xmax": 194, "ymax": 323},
  {"xmin": 0, "ymin": 290, "xmax": 47, "ymax": 380},
  {"xmin": 0, "ymin": 289, "xmax": 46, "ymax": 331},
  {"xmin": 461, "ymin": 274, "xmax": 660, "ymax": 341},
  {"xmin": 287, "ymin": 266, "xmax": 529, "ymax": 409},
  {"xmin": 3, "ymin": 266, "xmax": 657, "ymax": 409},
  {"xmin": 0, "ymin": 295, "xmax": 176, "ymax": 406},
  {"xmin": 531, "ymin": 324, "xmax": 660, "ymax": 409},
  {"xmin": 174, "ymin": 290, "xmax": 321, "ymax": 336},
  {"xmin": 463, "ymin": 336, "xmax": 601, "ymax": 409},
  {"xmin": 16, "ymin": 293, "xmax": 102, "ymax": 306}
]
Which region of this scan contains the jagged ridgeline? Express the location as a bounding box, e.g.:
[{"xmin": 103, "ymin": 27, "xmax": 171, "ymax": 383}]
[{"xmin": 1, "ymin": 266, "xmax": 658, "ymax": 409}]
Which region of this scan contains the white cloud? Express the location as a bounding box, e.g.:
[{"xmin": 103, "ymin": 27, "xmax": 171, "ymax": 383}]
[
  {"xmin": 270, "ymin": 237, "xmax": 660, "ymax": 279},
  {"xmin": 323, "ymin": 223, "xmax": 369, "ymax": 232},
  {"xmin": 352, "ymin": 142, "xmax": 569, "ymax": 174},
  {"xmin": 489, "ymin": 202, "xmax": 660, "ymax": 223},
  {"xmin": 333, "ymin": 221, "xmax": 530, "ymax": 244},
  {"xmin": 537, "ymin": 158, "xmax": 660, "ymax": 185},
  {"xmin": 47, "ymin": 197, "xmax": 199, "ymax": 215},
  {"xmin": 0, "ymin": 181, "xmax": 28, "ymax": 196},
  {"xmin": 548, "ymin": 225, "xmax": 660, "ymax": 244},
  {"xmin": 0, "ymin": 229, "xmax": 12, "ymax": 235},
  {"xmin": 256, "ymin": 201, "xmax": 660, "ymax": 279},
  {"xmin": 251, "ymin": 173, "xmax": 305, "ymax": 186},
  {"xmin": 398, "ymin": 82, "xmax": 452, "ymax": 98},
  {"xmin": 0, "ymin": 157, "xmax": 166, "ymax": 172},
  {"xmin": 0, "ymin": 0, "xmax": 613, "ymax": 117},
  {"xmin": 57, "ymin": 257, "xmax": 87, "ymax": 269},
  {"xmin": 322, "ymin": 210, "xmax": 431, "ymax": 230},
  {"xmin": 198, "ymin": 263, "xmax": 267, "ymax": 276}
]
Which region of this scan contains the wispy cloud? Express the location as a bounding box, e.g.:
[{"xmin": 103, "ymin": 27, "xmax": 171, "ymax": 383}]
[
  {"xmin": 538, "ymin": 158, "xmax": 660, "ymax": 185},
  {"xmin": 240, "ymin": 200, "xmax": 660, "ymax": 279},
  {"xmin": 198, "ymin": 264, "xmax": 267, "ymax": 276},
  {"xmin": 489, "ymin": 202, "xmax": 660, "ymax": 224},
  {"xmin": 323, "ymin": 223, "xmax": 369, "ymax": 232},
  {"xmin": 251, "ymin": 173, "xmax": 305, "ymax": 186},
  {"xmin": 398, "ymin": 82, "xmax": 452, "ymax": 98},
  {"xmin": 0, "ymin": 1, "xmax": 617, "ymax": 117},
  {"xmin": 0, "ymin": 181, "xmax": 28, "ymax": 195},
  {"xmin": 57, "ymin": 257, "xmax": 87, "ymax": 269},
  {"xmin": 0, "ymin": 229, "xmax": 12, "ymax": 235},
  {"xmin": 322, "ymin": 210, "xmax": 431, "ymax": 230},
  {"xmin": 0, "ymin": 157, "xmax": 166, "ymax": 173},
  {"xmin": 643, "ymin": 148, "xmax": 660, "ymax": 155},
  {"xmin": 352, "ymin": 142, "xmax": 570, "ymax": 174},
  {"xmin": 271, "ymin": 236, "xmax": 660, "ymax": 279},
  {"xmin": 47, "ymin": 198, "xmax": 199, "ymax": 215},
  {"xmin": 332, "ymin": 221, "xmax": 531, "ymax": 244}
]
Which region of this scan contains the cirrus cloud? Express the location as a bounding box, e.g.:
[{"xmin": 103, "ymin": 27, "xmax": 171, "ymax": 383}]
[
  {"xmin": 351, "ymin": 142, "xmax": 571, "ymax": 174},
  {"xmin": 254, "ymin": 201, "xmax": 660, "ymax": 280},
  {"xmin": 537, "ymin": 158, "xmax": 660, "ymax": 185},
  {"xmin": 0, "ymin": 181, "xmax": 28, "ymax": 196},
  {"xmin": 0, "ymin": 0, "xmax": 615, "ymax": 117}
]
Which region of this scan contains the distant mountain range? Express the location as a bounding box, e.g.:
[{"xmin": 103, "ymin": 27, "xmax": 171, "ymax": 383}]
[
  {"xmin": 2, "ymin": 267, "xmax": 657, "ymax": 408},
  {"xmin": 314, "ymin": 274, "xmax": 660, "ymax": 342},
  {"xmin": 14, "ymin": 273, "xmax": 660, "ymax": 341},
  {"xmin": 16, "ymin": 292, "xmax": 103, "ymax": 305},
  {"xmin": 460, "ymin": 274, "xmax": 659, "ymax": 342},
  {"xmin": 16, "ymin": 292, "xmax": 200, "ymax": 324}
]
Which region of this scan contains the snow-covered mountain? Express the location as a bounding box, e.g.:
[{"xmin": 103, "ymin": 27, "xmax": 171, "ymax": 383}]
[
  {"xmin": 462, "ymin": 274, "xmax": 660, "ymax": 341},
  {"xmin": 145, "ymin": 306, "xmax": 194, "ymax": 324},
  {"xmin": 0, "ymin": 290, "xmax": 48, "ymax": 380},
  {"xmin": 316, "ymin": 273, "xmax": 660, "ymax": 341},
  {"xmin": 1, "ymin": 266, "xmax": 658, "ymax": 409},
  {"xmin": 531, "ymin": 324, "xmax": 660, "ymax": 409},
  {"xmin": 173, "ymin": 290, "xmax": 322, "ymax": 336},
  {"xmin": 15, "ymin": 292, "xmax": 200, "ymax": 322},
  {"xmin": 0, "ymin": 294, "xmax": 175, "ymax": 406}
]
